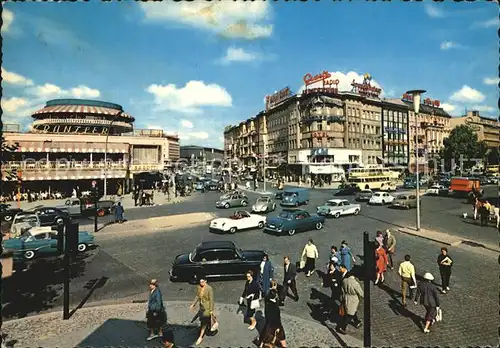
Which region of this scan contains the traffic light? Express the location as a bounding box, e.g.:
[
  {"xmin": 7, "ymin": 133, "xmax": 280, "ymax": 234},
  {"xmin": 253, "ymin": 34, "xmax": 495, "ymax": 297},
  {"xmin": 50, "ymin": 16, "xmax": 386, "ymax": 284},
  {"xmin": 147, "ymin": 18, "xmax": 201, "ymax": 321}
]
[
  {"xmin": 363, "ymin": 233, "xmax": 377, "ymax": 281},
  {"xmin": 56, "ymin": 224, "xmax": 65, "ymax": 254},
  {"xmin": 65, "ymin": 221, "xmax": 79, "ymax": 255}
]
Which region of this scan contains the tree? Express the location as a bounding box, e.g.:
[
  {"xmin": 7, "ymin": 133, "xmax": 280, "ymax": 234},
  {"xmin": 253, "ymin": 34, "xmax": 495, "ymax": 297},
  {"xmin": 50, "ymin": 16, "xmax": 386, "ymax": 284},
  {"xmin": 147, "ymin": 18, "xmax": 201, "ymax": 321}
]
[
  {"xmin": 486, "ymin": 147, "xmax": 499, "ymax": 165},
  {"xmin": 442, "ymin": 125, "xmax": 481, "ymax": 171}
]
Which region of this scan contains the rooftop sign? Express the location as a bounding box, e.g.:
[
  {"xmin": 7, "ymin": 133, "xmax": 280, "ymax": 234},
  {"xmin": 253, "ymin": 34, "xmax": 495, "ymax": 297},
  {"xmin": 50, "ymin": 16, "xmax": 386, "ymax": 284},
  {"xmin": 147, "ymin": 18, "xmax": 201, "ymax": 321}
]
[
  {"xmin": 265, "ymin": 87, "xmax": 292, "ymax": 111},
  {"xmin": 351, "ymin": 73, "xmax": 381, "ymax": 98},
  {"xmin": 402, "ymin": 93, "xmax": 441, "ymax": 107},
  {"xmin": 303, "ymin": 70, "xmax": 339, "ymax": 93}
]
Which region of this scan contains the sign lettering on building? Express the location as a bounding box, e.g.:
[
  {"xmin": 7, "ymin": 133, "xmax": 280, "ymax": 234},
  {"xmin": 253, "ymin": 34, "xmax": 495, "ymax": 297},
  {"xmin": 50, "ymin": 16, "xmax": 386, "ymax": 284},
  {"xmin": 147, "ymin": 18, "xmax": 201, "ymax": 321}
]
[
  {"xmin": 303, "ymin": 71, "xmax": 339, "ymax": 93},
  {"xmin": 402, "ymin": 93, "xmax": 441, "ymax": 108},
  {"xmin": 351, "ymin": 73, "xmax": 381, "ymax": 98},
  {"xmin": 265, "ymin": 87, "xmax": 292, "ymax": 111},
  {"xmin": 33, "ymin": 124, "xmax": 109, "ymax": 135}
]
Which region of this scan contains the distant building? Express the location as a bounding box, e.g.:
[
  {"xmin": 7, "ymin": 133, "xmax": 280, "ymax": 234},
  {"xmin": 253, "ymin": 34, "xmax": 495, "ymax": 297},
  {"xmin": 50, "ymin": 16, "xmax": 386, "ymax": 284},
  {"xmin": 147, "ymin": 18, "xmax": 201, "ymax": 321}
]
[
  {"xmin": 449, "ymin": 110, "xmax": 500, "ymax": 149},
  {"xmin": 180, "ymin": 145, "xmax": 224, "ymax": 166}
]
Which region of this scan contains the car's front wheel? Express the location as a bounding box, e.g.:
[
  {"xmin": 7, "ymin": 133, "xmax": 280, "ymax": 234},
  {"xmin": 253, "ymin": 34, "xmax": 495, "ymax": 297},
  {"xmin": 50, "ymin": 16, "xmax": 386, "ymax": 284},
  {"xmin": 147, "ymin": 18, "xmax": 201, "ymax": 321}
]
[
  {"xmin": 229, "ymin": 226, "xmax": 237, "ymax": 234},
  {"xmin": 315, "ymin": 222, "xmax": 323, "ymax": 230},
  {"xmin": 4, "ymin": 215, "xmax": 12, "ymax": 222},
  {"xmin": 77, "ymin": 243, "xmax": 87, "ymax": 252},
  {"xmin": 288, "ymin": 229, "xmax": 296, "ymax": 236},
  {"xmin": 56, "ymin": 217, "xmax": 64, "ymax": 225},
  {"xmin": 353, "ymin": 209, "xmax": 360, "ymax": 216},
  {"xmin": 333, "ymin": 212, "xmax": 341, "ymax": 219},
  {"xmin": 224, "ymin": 203, "xmax": 230, "ymax": 209},
  {"xmin": 241, "ymin": 200, "xmax": 248, "ymax": 207},
  {"xmin": 24, "ymin": 250, "xmax": 35, "ymax": 260},
  {"xmin": 257, "ymin": 221, "xmax": 264, "ymax": 229}
]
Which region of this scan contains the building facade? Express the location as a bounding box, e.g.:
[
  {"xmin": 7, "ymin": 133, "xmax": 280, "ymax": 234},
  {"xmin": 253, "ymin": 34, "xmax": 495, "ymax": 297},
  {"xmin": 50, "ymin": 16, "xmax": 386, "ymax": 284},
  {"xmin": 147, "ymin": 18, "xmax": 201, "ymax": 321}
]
[
  {"xmin": 449, "ymin": 110, "xmax": 500, "ymax": 149},
  {"xmin": 1, "ymin": 99, "xmax": 180, "ymax": 195},
  {"xmin": 180, "ymin": 145, "xmax": 224, "ymax": 166},
  {"xmin": 381, "ymin": 99, "xmax": 410, "ymax": 166}
]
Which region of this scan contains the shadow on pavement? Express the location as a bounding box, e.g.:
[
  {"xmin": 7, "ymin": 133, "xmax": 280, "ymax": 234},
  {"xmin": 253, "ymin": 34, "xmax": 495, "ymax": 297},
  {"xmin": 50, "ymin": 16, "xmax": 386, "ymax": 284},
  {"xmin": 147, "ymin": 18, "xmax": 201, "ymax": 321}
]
[
  {"xmin": 2, "ymin": 253, "xmax": 93, "ymax": 319},
  {"xmin": 378, "ymin": 283, "xmax": 422, "ymax": 331},
  {"xmin": 68, "ymin": 276, "xmax": 109, "ymax": 319},
  {"xmin": 77, "ymin": 319, "xmax": 200, "ymax": 347}
]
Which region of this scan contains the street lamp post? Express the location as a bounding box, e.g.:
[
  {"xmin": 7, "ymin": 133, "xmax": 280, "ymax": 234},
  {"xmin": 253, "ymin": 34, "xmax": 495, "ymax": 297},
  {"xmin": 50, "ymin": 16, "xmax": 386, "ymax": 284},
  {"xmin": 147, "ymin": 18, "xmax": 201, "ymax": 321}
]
[
  {"xmin": 406, "ymin": 89, "xmax": 426, "ymax": 231},
  {"xmin": 103, "ymin": 110, "xmax": 123, "ymax": 199}
]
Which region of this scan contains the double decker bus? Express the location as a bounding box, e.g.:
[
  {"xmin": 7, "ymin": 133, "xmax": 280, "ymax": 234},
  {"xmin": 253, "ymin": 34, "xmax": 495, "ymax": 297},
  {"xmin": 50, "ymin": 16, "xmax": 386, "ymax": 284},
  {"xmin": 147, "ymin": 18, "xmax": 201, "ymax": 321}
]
[{"xmin": 347, "ymin": 167, "xmax": 399, "ymax": 190}]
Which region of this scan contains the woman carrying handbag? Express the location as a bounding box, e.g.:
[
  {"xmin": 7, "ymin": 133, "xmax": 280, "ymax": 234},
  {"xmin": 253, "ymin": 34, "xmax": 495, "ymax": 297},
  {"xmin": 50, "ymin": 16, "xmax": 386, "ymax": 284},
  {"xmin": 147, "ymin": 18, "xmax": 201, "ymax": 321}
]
[
  {"xmin": 240, "ymin": 270, "xmax": 260, "ymax": 330},
  {"xmin": 146, "ymin": 279, "xmax": 167, "ymax": 341}
]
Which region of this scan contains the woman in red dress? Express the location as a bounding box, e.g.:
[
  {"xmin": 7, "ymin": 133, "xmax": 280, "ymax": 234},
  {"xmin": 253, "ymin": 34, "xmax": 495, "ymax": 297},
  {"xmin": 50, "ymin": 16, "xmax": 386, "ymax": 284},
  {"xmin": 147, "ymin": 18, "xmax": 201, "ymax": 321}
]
[{"xmin": 375, "ymin": 244, "xmax": 388, "ymax": 285}]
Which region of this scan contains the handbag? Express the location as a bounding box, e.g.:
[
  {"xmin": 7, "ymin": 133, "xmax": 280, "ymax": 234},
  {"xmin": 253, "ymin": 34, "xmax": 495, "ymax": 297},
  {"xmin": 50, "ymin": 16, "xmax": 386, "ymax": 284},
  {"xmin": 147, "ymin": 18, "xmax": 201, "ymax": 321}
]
[
  {"xmin": 435, "ymin": 308, "xmax": 443, "ymax": 322},
  {"xmin": 299, "ymin": 260, "xmax": 306, "ymax": 269},
  {"xmin": 210, "ymin": 314, "xmax": 219, "ymax": 331},
  {"xmin": 250, "ymin": 299, "xmax": 260, "ymax": 309},
  {"xmin": 238, "ymin": 297, "xmax": 245, "ymax": 305}
]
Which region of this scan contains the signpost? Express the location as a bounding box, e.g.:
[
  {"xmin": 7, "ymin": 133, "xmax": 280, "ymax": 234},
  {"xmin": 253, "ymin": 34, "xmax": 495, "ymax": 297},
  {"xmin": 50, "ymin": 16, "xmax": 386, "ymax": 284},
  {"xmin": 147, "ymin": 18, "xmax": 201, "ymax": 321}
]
[
  {"xmin": 363, "ymin": 231, "xmax": 376, "ymax": 347},
  {"xmin": 62, "ymin": 221, "xmax": 79, "ymax": 320},
  {"xmin": 92, "ymin": 182, "xmax": 98, "ymax": 233}
]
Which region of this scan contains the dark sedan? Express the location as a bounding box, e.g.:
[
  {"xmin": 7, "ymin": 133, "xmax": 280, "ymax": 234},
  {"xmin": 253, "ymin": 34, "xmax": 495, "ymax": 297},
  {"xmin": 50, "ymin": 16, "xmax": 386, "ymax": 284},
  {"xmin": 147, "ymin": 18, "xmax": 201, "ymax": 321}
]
[
  {"xmin": 264, "ymin": 209, "xmax": 325, "ymax": 236},
  {"xmin": 169, "ymin": 241, "xmax": 265, "ymax": 282},
  {"xmin": 33, "ymin": 207, "xmax": 70, "ymax": 226},
  {"xmin": 0, "ymin": 204, "xmax": 22, "ymax": 222},
  {"xmin": 332, "ymin": 185, "xmax": 360, "ymax": 196}
]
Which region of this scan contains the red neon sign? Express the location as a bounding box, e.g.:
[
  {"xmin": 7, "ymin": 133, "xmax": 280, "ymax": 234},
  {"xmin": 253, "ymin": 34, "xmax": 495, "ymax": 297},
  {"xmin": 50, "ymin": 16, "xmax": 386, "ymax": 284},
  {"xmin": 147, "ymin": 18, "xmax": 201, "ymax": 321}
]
[
  {"xmin": 303, "ymin": 71, "xmax": 339, "ymax": 87},
  {"xmin": 402, "ymin": 94, "xmax": 440, "ymax": 107}
]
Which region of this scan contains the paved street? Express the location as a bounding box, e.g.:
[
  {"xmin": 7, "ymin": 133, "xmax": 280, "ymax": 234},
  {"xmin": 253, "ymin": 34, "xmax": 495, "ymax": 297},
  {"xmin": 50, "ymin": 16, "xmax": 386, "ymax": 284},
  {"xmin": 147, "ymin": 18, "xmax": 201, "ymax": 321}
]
[{"xmin": 3, "ymin": 186, "xmax": 498, "ymax": 347}]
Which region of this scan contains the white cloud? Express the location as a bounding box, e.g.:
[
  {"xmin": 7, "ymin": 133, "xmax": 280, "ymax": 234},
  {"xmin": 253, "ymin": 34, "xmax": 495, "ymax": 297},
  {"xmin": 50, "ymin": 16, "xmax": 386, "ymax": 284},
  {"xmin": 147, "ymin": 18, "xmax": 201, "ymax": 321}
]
[
  {"xmin": 28, "ymin": 83, "xmax": 100, "ymax": 99},
  {"xmin": 1, "ymin": 97, "xmax": 28, "ymax": 113},
  {"xmin": 298, "ymin": 71, "xmax": 384, "ymax": 96},
  {"xmin": 189, "ymin": 132, "xmax": 209, "ymax": 140},
  {"xmin": 440, "ymin": 41, "xmax": 457, "ymax": 50},
  {"xmin": 218, "ymin": 136, "xmax": 224, "ymax": 143},
  {"xmin": 220, "ymin": 47, "xmax": 258, "ymax": 64},
  {"xmin": 424, "ymin": 4, "xmax": 445, "ymax": 18},
  {"xmin": 70, "ymin": 85, "xmax": 100, "ymax": 98},
  {"xmin": 449, "ymin": 85, "xmax": 485, "ymax": 103},
  {"xmin": 147, "ymin": 125, "xmax": 164, "ymax": 130},
  {"xmin": 440, "ymin": 103, "xmax": 456, "ymax": 113},
  {"xmin": 2, "ymin": 8, "xmax": 14, "ymax": 33},
  {"xmin": 139, "ymin": 2, "xmax": 272, "ymax": 40},
  {"xmin": 146, "ymin": 80, "xmax": 232, "ymax": 114},
  {"xmin": 180, "ymin": 119, "xmax": 194, "ymax": 129},
  {"xmin": 473, "ymin": 18, "xmax": 498, "ymax": 28},
  {"xmin": 483, "ymin": 77, "xmax": 499, "ymax": 85},
  {"xmin": 1, "ymin": 68, "xmax": 34, "ymax": 86},
  {"xmin": 470, "ymin": 105, "xmax": 495, "ymax": 113}
]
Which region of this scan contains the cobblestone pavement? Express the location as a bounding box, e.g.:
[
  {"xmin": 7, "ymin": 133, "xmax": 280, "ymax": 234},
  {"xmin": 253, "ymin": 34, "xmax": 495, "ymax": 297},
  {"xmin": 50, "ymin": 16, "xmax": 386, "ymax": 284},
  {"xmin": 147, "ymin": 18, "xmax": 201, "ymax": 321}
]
[
  {"xmin": 2, "ymin": 301, "xmax": 363, "ymax": 347},
  {"xmin": 3, "ymin": 187, "xmax": 498, "ymax": 347}
]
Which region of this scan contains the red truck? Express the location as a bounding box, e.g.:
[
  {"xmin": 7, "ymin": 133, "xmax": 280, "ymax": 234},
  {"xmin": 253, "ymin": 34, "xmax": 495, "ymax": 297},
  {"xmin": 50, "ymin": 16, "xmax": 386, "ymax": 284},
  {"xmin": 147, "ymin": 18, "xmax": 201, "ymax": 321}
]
[{"xmin": 449, "ymin": 177, "xmax": 483, "ymax": 198}]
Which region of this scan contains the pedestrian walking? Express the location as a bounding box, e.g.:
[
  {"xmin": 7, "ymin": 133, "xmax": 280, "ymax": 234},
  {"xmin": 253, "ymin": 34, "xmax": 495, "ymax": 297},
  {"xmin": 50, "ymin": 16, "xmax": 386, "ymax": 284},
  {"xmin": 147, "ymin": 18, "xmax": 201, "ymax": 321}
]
[
  {"xmin": 301, "ymin": 238, "xmax": 319, "ymax": 277},
  {"xmin": 384, "ymin": 230, "xmax": 396, "ymax": 269},
  {"xmin": 189, "ymin": 277, "xmax": 215, "ymax": 346},
  {"xmin": 479, "ymin": 200, "xmax": 490, "ymax": 226},
  {"xmin": 114, "ymin": 201, "xmax": 124, "ymax": 223},
  {"xmin": 260, "ymin": 254, "xmax": 274, "ymax": 297},
  {"xmin": 279, "ymin": 256, "xmax": 298, "ymax": 305},
  {"xmin": 146, "ymin": 279, "xmax": 166, "ymax": 341},
  {"xmin": 414, "ymin": 272, "xmax": 441, "ymax": 333},
  {"xmin": 339, "ymin": 241, "xmax": 356, "ymax": 272},
  {"xmin": 374, "ymin": 244, "xmax": 388, "ymax": 285},
  {"xmin": 375, "ymin": 230, "xmax": 384, "ymax": 247},
  {"xmin": 257, "ymin": 280, "xmax": 287, "ymax": 348},
  {"xmin": 336, "ymin": 265, "xmax": 363, "ymax": 335},
  {"xmin": 324, "ymin": 261, "xmax": 343, "ymax": 317},
  {"xmin": 473, "ymin": 197, "xmax": 481, "ymax": 220},
  {"xmin": 437, "ymin": 247, "xmax": 453, "ymax": 293},
  {"xmin": 240, "ymin": 270, "xmax": 260, "ymax": 330},
  {"xmin": 328, "ymin": 245, "xmax": 341, "ymax": 270},
  {"xmin": 398, "ymin": 254, "xmax": 417, "ymax": 306}
]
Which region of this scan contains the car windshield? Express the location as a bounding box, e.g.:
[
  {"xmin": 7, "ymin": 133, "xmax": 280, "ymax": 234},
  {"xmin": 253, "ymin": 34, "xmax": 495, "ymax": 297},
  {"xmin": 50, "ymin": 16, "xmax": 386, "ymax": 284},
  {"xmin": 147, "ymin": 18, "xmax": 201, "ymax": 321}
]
[
  {"xmin": 278, "ymin": 211, "xmax": 293, "ymax": 219},
  {"xmin": 15, "ymin": 215, "xmax": 38, "ymax": 225},
  {"xmin": 257, "ymin": 198, "xmax": 268, "ymax": 203},
  {"xmin": 283, "ymin": 192, "xmax": 296, "ymax": 197},
  {"xmin": 220, "ymin": 194, "xmax": 230, "ymax": 200},
  {"xmin": 325, "ymin": 201, "xmax": 338, "ymax": 206},
  {"xmin": 20, "ymin": 232, "xmax": 33, "ymax": 241},
  {"xmin": 397, "ymin": 195, "xmax": 407, "ymax": 199}
]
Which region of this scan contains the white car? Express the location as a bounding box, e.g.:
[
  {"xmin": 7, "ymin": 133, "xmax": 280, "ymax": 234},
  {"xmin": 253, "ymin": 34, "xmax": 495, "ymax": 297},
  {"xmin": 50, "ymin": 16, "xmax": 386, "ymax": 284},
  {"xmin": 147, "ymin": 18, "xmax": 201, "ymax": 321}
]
[
  {"xmin": 369, "ymin": 192, "xmax": 395, "ymax": 205},
  {"xmin": 209, "ymin": 210, "xmax": 266, "ymax": 234},
  {"xmin": 379, "ymin": 182, "xmax": 397, "ymax": 192},
  {"xmin": 10, "ymin": 213, "xmax": 41, "ymax": 237},
  {"xmin": 316, "ymin": 199, "xmax": 361, "ymax": 218},
  {"xmin": 425, "ymin": 184, "xmax": 445, "ymax": 196}
]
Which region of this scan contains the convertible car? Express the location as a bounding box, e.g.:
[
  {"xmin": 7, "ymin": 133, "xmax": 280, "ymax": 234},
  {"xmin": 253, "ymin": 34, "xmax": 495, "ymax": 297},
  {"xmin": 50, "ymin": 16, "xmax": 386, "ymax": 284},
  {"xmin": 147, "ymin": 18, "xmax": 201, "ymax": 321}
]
[
  {"xmin": 264, "ymin": 209, "xmax": 325, "ymax": 236},
  {"xmin": 3, "ymin": 228, "xmax": 95, "ymax": 260},
  {"xmin": 209, "ymin": 210, "xmax": 266, "ymax": 234},
  {"xmin": 251, "ymin": 196, "xmax": 276, "ymax": 213}
]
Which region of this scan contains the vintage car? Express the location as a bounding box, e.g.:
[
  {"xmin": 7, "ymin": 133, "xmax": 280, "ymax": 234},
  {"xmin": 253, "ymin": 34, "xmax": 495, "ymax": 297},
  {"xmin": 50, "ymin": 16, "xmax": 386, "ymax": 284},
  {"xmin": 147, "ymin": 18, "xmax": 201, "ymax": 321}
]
[
  {"xmin": 215, "ymin": 192, "xmax": 249, "ymax": 209},
  {"xmin": 425, "ymin": 184, "xmax": 447, "ymax": 196},
  {"xmin": 355, "ymin": 189, "xmax": 373, "ymax": 202},
  {"xmin": 2, "ymin": 228, "xmax": 95, "ymax": 260},
  {"xmin": 275, "ymin": 192, "xmax": 284, "ymax": 200},
  {"xmin": 204, "ymin": 180, "xmax": 219, "ymax": 191},
  {"xmin": 379, "ymin": 182, "xmax": 397, "ymax": 192},
  {"xmin": 251, "ymin": 196, "xmax": 276, "ymax": 213},
  {"xmin": 33, "ymin": 207, "xmax": 70, "ymax": 226},
  {"xmin": 368, "ymin": 192, "xmax": 395, "ymax": 205},
  {"xmin": 391, "ymin": 194, "xmax": 418, "ymax": 209},
  {"xmin": 209, "ymin": 210, "xmax": 266, "ymax": 234},
  {"xmin": 169, "ymin": 241, "xmax": 265, "ymax": 282},
  {"xmin": 332, "ymin": 185, "xmax": 360, "ymax": 196},
  {"xmin": 195, "ymin": 182, "xmax": 206, "ymax": 191},
  {"xmin": 264, "ymin": 209, "xmax": 325, "ymax": 236},
  {"xmin": 316, "ymin": 199, "xmax": 361, "ymax": 218},
  {"xmin": 10, "ymin": 213, "xmax": 41, "ymax": 237},
  {"xmin": 0, "ymin": 203, "xmax": 22, "ymax": 222}
]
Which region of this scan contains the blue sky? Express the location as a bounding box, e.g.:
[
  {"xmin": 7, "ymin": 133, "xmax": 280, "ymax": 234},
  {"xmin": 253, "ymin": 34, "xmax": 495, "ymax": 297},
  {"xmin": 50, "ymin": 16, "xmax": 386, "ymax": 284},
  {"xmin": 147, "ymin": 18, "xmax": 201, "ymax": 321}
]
[{"xmin": 2, "ymin": 1, "xmax": 498, "ymax": 148}]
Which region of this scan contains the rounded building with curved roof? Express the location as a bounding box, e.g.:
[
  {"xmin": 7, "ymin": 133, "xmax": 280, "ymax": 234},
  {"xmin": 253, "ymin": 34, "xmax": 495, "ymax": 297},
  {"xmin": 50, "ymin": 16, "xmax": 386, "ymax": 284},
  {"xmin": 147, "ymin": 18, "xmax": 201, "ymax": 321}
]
[{"xmin": 31, "ymin": 99, "xmax": 135, "ymax": 135}]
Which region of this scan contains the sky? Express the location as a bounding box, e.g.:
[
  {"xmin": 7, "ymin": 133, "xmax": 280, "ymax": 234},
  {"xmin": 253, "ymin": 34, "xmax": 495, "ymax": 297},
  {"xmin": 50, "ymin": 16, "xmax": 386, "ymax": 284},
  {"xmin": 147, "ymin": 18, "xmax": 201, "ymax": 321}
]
[{"xmin": 2, "ymin": 1, "xmax": 498, "ymax": 149}]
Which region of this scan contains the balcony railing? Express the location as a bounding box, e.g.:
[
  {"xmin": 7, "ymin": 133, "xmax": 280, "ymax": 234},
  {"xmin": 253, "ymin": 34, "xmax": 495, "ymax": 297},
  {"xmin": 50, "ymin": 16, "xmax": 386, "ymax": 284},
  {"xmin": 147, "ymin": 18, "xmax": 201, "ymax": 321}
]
[{"xmin": 32, "ymin": 118, "xmax": 133, "ymax": 129}]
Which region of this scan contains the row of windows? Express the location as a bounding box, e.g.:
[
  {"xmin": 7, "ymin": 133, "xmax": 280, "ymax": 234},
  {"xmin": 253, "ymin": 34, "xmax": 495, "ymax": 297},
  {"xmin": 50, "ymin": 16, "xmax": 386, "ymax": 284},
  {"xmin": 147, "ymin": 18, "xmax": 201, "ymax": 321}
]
[
  {"xmin": 386, "ymin": 133, "xmax": 408, "ymax": 140},
  {"xmin": 385, "ymin": 145, "xmax": 407, "ymax": 153},
  {"xmin": 347, "ymin": 107, "xmax": 381, "ymax": 121},
  {"xmin": 383, "ymin": 110, "xmax": 407, "ymax": 123}
]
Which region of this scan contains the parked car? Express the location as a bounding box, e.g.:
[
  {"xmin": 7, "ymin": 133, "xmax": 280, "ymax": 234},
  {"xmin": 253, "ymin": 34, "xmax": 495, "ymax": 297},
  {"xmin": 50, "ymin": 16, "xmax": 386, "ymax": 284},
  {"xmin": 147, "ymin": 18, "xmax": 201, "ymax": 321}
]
[
  {"xmin": 264, "ymin": 209, "xmax": 325, "ymax": 236},
  {"xmin": 195, "ymin": 182, "xmax": 206, "ymax": 191},
  {"xmin": 280, "ymin": 188, "xmax": 309, "ymax": 207},
  {"xmin": 251, "ymin": 196, "xmax": 276, "ymax": 213},
  {"xmin": 403, "ymin": 180, "xmax": 417, "ymax": 189},
  {"xmin": 204, "ymin": 180, "xmax": 219, "ymax": 191},
  {"xmin": 3, "ymin": 228, "xmax": 95, "ymax": 260},
  {"xmin": 10, "ymin": 213, "xmax": 41, "ymax": 237},
  {"xmin": 0, "ymin": 204, "xmax": 22, "ymax": 223},
  {"xmin": 169, "ymin": 241, "xmax": 265, "ymax": 282},
  {"xmin": 332, "ymin": 185, "xmax": 360, "ymax": 196},
  {"xmin": 355, "ymin": 189, "xmax": 373, "ymax": 202},
  {"xmin": 57, "ymin": 197, "xmax": 115, "ymax": 217},
  {"xmin": 369, "ymin": 192, "xmax": 395, "ymax": 205},
  {"xmin": 275, "ymin": 192, "xmax": 284, "ymax": 200},
  {"xmin": 379, "ymin": 182, "xmax": 397, "ymax": 192},
  {"xmin": 33, "ymin": 207, "xmax": 70, "ymax": 226},
  {"xmin": 391, "ymin": 194, "xmax": 418, "ymax": 209},
  {"xmin": 215, "ymin": 192, "xmax": 249, "ymax": 209},
  {"xmin": 209, "ymin": 210, "xmax": 266, "ymax": 234},
  {"xmin": 317, "ymin": 199, "xmax": 361, "ymax": 218}
]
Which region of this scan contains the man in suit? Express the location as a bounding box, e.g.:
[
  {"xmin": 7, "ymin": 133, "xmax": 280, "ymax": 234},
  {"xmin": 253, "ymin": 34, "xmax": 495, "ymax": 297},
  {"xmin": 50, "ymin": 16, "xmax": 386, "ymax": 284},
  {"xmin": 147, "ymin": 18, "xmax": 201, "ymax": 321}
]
[{"xmin": 279, "ymin": 256, "xmax": 298, "ymax": 306}]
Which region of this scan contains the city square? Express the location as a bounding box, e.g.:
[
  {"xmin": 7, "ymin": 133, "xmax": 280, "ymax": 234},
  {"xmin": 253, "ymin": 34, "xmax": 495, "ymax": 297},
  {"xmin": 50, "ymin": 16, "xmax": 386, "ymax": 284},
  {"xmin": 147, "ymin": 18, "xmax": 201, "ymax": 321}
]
[{"xmin": 1, "ymin": 1, "xmax": 499, "ymax": 348}]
